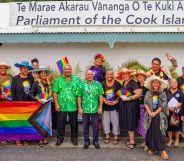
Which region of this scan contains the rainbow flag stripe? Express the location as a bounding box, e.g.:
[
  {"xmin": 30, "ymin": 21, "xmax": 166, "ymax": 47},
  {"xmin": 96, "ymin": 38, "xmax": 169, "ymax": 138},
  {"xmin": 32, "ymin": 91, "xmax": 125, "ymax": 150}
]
[
  {"xmin": 116, "ymin": 89, "xmax": 132, "ymax": 97},
  {"xmin": 56, "ymin": 57, "xmax": 69, "ymax": 74},
  {"xmin": 0, "ymin": 101, "xmax": 52, "ymax": 140}
]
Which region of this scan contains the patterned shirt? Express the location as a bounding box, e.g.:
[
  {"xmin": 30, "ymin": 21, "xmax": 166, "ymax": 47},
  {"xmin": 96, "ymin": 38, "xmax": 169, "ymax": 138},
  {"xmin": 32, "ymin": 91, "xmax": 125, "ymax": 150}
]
[
  {"xmin": 52, "ymin": 75, "xmax": 81, "ymax": 112},
  {"xmin": 77, "ymin": 80, "xmax": 104, "ymax": 113}
]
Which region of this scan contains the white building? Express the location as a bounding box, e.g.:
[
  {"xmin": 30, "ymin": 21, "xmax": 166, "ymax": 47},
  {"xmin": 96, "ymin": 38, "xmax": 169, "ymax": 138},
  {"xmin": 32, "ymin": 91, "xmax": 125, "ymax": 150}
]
[{"xmin": 0, "ymin": 1, "xmax": 184, "ymax": 76}]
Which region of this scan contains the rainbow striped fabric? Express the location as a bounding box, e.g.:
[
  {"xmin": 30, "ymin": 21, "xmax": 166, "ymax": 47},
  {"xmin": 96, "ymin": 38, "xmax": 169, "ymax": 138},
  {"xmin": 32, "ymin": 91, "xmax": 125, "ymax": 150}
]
[
  {"xmin": 56, "ymin": 57, "xmax": 69, "ymax": 74},
  {"xmin": 35, "ymin": 93, "xmax": 52, "ymax": 102},
  {"xmin": 105, "ymin": 89, "xmax": 115, "ymax": 101},
  {"xmin": 152, "ymin": 95, "xmax": 159, "ymax": 108},
  {"xmin": 1, "ymin": 80, "xmax": 12, "ymax": 100},
  {"xmin": 116, "ymin": 89, "xmax": 132, "ymax": 97},
  {"xmin": 0, "ymin": 101, "xmax": 52, "ymax": 140}
]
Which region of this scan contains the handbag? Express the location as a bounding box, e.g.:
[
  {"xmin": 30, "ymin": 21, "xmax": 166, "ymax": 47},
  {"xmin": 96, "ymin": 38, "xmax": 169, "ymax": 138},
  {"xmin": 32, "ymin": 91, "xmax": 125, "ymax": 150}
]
[{"xmin": 169, "ymin": 111, "xmax": 180, "ymax": 127}]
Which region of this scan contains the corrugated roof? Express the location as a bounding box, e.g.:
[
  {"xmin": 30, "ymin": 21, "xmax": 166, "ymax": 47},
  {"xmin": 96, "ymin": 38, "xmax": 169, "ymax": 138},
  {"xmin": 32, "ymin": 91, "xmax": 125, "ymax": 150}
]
[{"xmin": 1, "ymin": 26, "xmax": 184, "ymax": 34}]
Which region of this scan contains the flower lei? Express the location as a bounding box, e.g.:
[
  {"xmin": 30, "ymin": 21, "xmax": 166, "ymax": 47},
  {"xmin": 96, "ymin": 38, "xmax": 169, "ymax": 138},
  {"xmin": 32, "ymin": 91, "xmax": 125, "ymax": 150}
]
[
  {"xmin": 36, "ymin": 78, "xmax": 52, "ymax": 96},
  {"xmin": 150, "ymin": 68, "xmax": 164, "ymax": 79}
]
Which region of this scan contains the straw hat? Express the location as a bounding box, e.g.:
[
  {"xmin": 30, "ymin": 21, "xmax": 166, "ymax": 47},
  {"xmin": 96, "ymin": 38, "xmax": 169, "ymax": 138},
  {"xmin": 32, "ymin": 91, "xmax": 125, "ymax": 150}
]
[
  {"xmin": 0, "ymin": 62, "xmax": 11, "ymax": 69},
  {"xmin": 144, "ymin": 76, "xmax": 168, "ymax": 91},
  {"xmin": 135, "ymin": 69, "xmax": 146, "ymax": 77},
  {"xmin": 14, "ymin": 61, "xmax": 33, "ymax": 70},
  {"xmin": 34, "ymin": 66, "xmax": 50, "ymax": 75},
  {"xmin": 94, "ymin": 53, "xmax": 105, "ymax": 62},
  {"xmin": 115, "ymin": 67, "xmax": 134, "ymax": 80}
]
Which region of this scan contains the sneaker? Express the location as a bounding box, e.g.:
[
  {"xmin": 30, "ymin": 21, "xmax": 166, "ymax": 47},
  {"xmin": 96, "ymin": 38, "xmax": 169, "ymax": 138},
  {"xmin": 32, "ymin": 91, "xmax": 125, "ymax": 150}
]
[{"xmin": 161, "ymin": 151, "xmax": 169, "ymax": 160}]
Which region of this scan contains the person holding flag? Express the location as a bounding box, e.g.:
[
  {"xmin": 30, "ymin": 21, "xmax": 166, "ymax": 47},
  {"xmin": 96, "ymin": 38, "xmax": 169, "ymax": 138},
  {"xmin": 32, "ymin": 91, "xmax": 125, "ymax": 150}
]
[
  {"xmin": 29, "ymin": 66, "xmax": 52, "ymax": 147},
  {"xmin": 52, "ymin": 64, "xmax": 81, "ymax": 146},
  {"xmin": 11, "ymin": 60, "xmax": 34, "ymax": 146},
  {"xmin": 0, "ymin": 62, "xmax": 12, "ymax": 147}
]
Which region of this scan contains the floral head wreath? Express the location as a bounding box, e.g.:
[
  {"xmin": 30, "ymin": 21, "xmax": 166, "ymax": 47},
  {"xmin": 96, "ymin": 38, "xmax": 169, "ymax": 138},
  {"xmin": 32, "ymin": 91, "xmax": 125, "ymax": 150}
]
[{"xmin": 94, "ymin": 53, "xmax": 105, "ymax": 62}]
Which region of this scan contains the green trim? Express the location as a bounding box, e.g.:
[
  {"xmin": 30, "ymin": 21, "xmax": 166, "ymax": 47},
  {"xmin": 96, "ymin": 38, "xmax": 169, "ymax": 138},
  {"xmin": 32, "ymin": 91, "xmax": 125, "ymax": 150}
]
[{"xmin": 0, "ymin": 33, "xmax": 184, "ymax": 44}]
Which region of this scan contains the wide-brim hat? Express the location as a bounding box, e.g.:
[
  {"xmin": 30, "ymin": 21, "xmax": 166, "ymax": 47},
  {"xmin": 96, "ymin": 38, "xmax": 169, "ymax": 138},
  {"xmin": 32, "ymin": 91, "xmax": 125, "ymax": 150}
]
[
  {"xmin": 134, "ymin": 69, "xmax": 146, "ymax": 77},
  {"xmin": 144, "ymin": 76, "xmax": 168, "ymax": 91},
  {"xmin": 34, "ymin": 66, "xmax": 50, "ymax": 74},
  {"xmin": 0, "ymin": 62, "xmax": 11, "ymax": 69},
  {"xmin": 115, "ymin": 67, "xmax": 134, "ymax": 80},
  {"xmin": 14, "ymin": 61, "xmax": 33, "ymax": 70},
  {"xmin": 94, "ymin": 53, "xmax": 105, "ymax": 62}
]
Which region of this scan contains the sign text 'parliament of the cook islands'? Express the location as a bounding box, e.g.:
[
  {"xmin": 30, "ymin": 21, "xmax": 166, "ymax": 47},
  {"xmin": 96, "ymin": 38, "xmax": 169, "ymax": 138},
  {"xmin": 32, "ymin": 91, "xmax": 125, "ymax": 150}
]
[{"xmin": 9, "ymin": 0, "xmax": 184, "ymax": 26}]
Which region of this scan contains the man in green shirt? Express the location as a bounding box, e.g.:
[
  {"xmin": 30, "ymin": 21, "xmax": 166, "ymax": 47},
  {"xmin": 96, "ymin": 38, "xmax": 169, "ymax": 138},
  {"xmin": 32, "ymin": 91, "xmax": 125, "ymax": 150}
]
[
  {"xmin": 77, "ymin": 69, "xmax": 104, "ymax": 149},
  {"xmin": 52, "ymin": 64, "xmax": 81, "ymax": 146}
]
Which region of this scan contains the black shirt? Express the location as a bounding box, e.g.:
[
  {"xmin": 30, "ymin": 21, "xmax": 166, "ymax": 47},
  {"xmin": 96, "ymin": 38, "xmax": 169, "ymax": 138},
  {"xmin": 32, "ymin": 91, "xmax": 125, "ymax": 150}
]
[
  {"xmin": 101, "ymin": 80, "xmax": 121, "ymax": 111},
  {"xmin": 11, "ymin": 74, "xmax": 34, "ymax": 101},
  {"xmin": 138, "ymin": 83, "xmax": 148, "ymax": 105},
  {"xmin": 166, "ymin": 89, "xmax": 184, "ymax": 114}
]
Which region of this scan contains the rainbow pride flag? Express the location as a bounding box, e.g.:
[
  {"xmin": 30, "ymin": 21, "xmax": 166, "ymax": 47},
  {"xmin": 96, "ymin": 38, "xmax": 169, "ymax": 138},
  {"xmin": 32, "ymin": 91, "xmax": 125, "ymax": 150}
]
[
  {"xmin": 36, "ymin": 93, "xmax": 52, "ymax": 102},
  {"xmin": 1, "ymin": 80, "xmax": 12, "ymax": 100},
  {"xmin": 0, "ymin": 101, "xmax": 52, "ymax": 140},
  {"xmin": 56, "ymin": 57, "xmax": 69, "ymax": 74},
  {"xmin": 116, "ymin": 89, "xmax": 132, "ymax": 97}
]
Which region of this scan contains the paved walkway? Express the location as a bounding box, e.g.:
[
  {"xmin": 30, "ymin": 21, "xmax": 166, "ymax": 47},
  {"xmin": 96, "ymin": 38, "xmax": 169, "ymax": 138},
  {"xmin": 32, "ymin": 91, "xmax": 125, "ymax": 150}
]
[{"xmin": 0, "ymin": 137, "xmax": 184, "ymax": 161}]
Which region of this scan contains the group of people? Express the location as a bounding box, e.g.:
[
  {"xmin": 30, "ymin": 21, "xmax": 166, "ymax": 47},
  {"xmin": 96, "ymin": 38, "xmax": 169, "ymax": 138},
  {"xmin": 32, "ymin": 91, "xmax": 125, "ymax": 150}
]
[{"xmin": 0, "ymin": 53, "xmax": 184, "ymax": 160}]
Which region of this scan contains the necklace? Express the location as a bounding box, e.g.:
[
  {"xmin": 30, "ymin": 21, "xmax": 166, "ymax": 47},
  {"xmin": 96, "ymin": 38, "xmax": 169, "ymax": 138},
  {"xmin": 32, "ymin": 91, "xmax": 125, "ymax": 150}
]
[
  {"xmin": 85, "ymin": 82, "xmax": 94, "ymax": 94},
  {"xmin": 36, "ymin": 78, "xmax": 52, "ymax": 96},
  {"xmin": 150, "ymin": 68, "xmax": 164, "ymax": 79}
]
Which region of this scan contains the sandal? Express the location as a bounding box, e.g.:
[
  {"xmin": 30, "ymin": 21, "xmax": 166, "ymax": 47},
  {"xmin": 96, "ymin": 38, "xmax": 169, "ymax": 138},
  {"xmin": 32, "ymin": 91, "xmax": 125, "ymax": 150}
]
[
  {"xmin": 39, "ymin": 141, "xmax": 44, "ymax": 147},
  {"xmin": 113, "ymin": 138, "xmax": 119, "ymax": 145},
  {"xmin": 23, "ymin": 141, "xmax": 29, "ymax": 146},
  {"xmin": 16, "ymin": 141, "xmax": 24, "ymax": 146},
  {"xmin": 104, "ymin": 137, "xmax": 110, "ymax": 144},
  {"xmin": 43, "ymin": 139, "xmax": 49, "ymax": 146},
  {"xmin": 174, "ymin": 141, "xmax": 179, "ymax": 147},
  {"xmin": 144, "ymin": 145, "xmax": 149, "ymax": 152},
  {"xmin": 1, "ymin": 141, "xmax": 7, "ymax": 145},
  {"xmin": 126, "ymin": 143, "xmax": 136, "ymax": 150},
  {"xmin": 125, "ymin": 141, "xmax": 130, "ymax": 146},
  {"xmin": 148, "ymin": 150, "xmax": 156, "ymax": 155},
  {"xmin": 167, "ymin": 141, "xmax": 173, "ymax": 147}
]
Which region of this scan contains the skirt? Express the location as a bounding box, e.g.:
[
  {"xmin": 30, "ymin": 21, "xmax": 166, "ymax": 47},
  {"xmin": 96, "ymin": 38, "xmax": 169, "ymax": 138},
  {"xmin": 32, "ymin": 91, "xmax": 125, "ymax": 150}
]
[
  {"xmin": 119, "ymin": 100, "xmax": 139, "ymax": 131},
  {"xmin": 137, "ymin": 104, "xmax": 145, "ymax": 137},
  {"xmin": 146, "ymin": 114, "xmax": 166, "ymax": 152}
]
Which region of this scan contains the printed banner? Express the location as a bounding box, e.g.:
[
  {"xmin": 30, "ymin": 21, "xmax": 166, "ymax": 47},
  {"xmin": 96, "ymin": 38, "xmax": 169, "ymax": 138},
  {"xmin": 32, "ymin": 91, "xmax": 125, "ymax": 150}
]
[
  {"xmin": 0, "ymin": 101, "xmax": 52, "ymax": 140},
  {"xmin": 9, "ymin": 0, "xmax": 184, "ymax": 26}
]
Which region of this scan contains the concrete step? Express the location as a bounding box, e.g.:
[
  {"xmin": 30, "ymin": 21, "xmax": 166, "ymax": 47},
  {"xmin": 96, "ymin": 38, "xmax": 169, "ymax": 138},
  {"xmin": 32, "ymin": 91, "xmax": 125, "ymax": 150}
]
[{"xmin": 4, "ymin": 137, "xmax": 184, "ymax": 149}]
